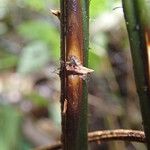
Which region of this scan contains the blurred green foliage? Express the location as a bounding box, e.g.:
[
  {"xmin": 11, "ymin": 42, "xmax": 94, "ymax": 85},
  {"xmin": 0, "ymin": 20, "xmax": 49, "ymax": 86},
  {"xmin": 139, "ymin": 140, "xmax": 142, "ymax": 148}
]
[
  {"xmin": 0, "ymin": 52, "xmax": 18, "ymax": 70},
  {"xmin": 18, "ymin": 41, "xmax": 50, "ymax": 74},
  {"xmin": 90, "ymin": 0, "xmax": 111, "ymax": 17},
  {"xmin": 18, "ymin": 20, "xmax": 60, "ymax": 59},
  {"xmin": 0, "ymin": 0, "xmax": 123, "ymax": 149},
  {"xmin": 25, "ymin": 91, "xmax": 49, "ymax": 107},
  {"xmin": 0, "ymin": 0, "xmax": 120, "ymax": 73},
  {"xmin": 24, "ymin": 0, "xmax": 47, "ymax": 11},
  {"xmin": 0, "ymin": 105, "xmax": 30, "ymax": 150}
]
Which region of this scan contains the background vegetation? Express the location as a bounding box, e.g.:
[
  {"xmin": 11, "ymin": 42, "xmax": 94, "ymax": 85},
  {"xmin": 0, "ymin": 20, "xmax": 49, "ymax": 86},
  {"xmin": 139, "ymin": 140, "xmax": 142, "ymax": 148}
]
[{"xmin": 0, "ymin": 0, "xmax": 146, "ymax": 149}]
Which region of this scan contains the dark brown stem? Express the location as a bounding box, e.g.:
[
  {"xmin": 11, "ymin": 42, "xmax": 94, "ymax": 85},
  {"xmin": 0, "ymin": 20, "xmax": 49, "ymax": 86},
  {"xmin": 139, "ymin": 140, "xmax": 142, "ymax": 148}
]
[
  {"xmin": 34, "ymin": 129, "xmax": 145, "ymax": 150},
  {"xmin": 60, "ymin": 0, "xmax": 89, "ymax": 149},
  {"xmin": 60, "ymin": 0, "xmax": 89, "ymax": 150}
]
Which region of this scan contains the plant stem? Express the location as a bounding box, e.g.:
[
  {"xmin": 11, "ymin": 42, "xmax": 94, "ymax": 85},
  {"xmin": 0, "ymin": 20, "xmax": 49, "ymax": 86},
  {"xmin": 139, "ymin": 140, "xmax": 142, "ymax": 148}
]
[
  {"xmin": 60, "ymin": 0, "xmax": 89, "ymax": 149},
  {"xmin": 34, "ymin": 129, "xmax": 145, "ymax": 150},
  {"xmin": 122, "ymin": 0, "xmax": 150, "ymax": 149}
]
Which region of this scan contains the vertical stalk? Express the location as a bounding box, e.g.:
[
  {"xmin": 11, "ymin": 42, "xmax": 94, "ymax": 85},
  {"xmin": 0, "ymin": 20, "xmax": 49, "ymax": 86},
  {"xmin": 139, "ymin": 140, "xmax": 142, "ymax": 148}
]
[
  {"xmin": 135, "ymin": 0, "xmax": 150, "ymax": 89},
  {"xmin": 60, "ymin": 0, "xmax": 89, "ymax": 149},
  {"xmin": 122, "ymin": 0, "xmax": 150, "ymax": 149}
]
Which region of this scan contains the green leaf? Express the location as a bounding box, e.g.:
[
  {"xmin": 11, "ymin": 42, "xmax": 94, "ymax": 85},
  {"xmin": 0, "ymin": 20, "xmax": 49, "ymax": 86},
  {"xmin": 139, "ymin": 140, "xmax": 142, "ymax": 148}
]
[
  {"xmin": 89, "ymin": 50, "xmax": 101, "ymax": 72},
  {"xmin": 17, "ymin": 20, "xmax": 60, "ymax": 58},
  {"xmin": 0, "ymin": 105, "xmax": 22, "ymax": 150},
  {"xmin": 23, "ymin": 0, "xmax": 46, "ymax": 11},
  {"xmin": 90, "ymin": 0, "xmax": 120, "ymax": 18},
  {"xmin": 25, "ymin": 92, "xmax": 49, "ymax": 107},
  {"xmin": 90, "ymin": 0, "xmax": 110, "ymax": 18},
  {"xmin": 0, "ymin": 53, "xmax": 18, "ymax": 70}
]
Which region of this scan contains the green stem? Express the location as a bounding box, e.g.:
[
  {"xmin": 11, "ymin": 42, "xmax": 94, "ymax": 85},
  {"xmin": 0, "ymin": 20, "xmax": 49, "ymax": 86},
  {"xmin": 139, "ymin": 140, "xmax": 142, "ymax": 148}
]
[{"xmin": 122, "ymin": 0, "xmax": 150, "ymax": 149}]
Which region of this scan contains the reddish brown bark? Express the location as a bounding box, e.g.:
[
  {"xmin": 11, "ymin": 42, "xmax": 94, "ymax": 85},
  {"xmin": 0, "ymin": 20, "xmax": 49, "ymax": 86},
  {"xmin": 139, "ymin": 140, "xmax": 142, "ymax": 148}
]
[
  {"xmin": 60, "ymin": 0, "xmax": 87, "ymax": 149},
  {"xmin": 145, "ymin": 29, "xmax": 150, "ymax": 90}
]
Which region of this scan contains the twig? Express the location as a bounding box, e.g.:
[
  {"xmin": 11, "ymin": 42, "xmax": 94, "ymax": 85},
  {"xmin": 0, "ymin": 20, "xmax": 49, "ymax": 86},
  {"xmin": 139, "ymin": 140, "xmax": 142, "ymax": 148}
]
[
  {"xmin": 34, "ymin": 129, "xmax": 145, "ymax": 150},
  {"xmin": 88, "ymin": 129, "xmax": 145, "ymax": 143},
  {"xmin": 50, "ymin": 9, "xmax": 60, "ymax": 19}
]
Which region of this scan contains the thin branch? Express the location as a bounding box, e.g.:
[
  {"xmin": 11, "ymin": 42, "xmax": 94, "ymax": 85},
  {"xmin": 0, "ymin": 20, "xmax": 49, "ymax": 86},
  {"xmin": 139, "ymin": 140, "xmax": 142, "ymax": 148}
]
[
  {"xmin": 88, "ymin": 129, "xmax": 145, "ymax": 143},
  {"xmin": 34, "ymin": 129, "xmax": 145, "ymax": 150}
]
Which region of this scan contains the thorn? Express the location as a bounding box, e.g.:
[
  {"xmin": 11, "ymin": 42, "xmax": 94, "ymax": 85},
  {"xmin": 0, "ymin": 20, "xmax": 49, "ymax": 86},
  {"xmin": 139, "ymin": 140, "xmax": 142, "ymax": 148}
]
[
  {"xmin": 66, "ymin": 56, "xmax": 94, "ymax": 76},
  {"xmin": 50, "ymin": 9, "xmax": 60, "ymax": 19}
]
